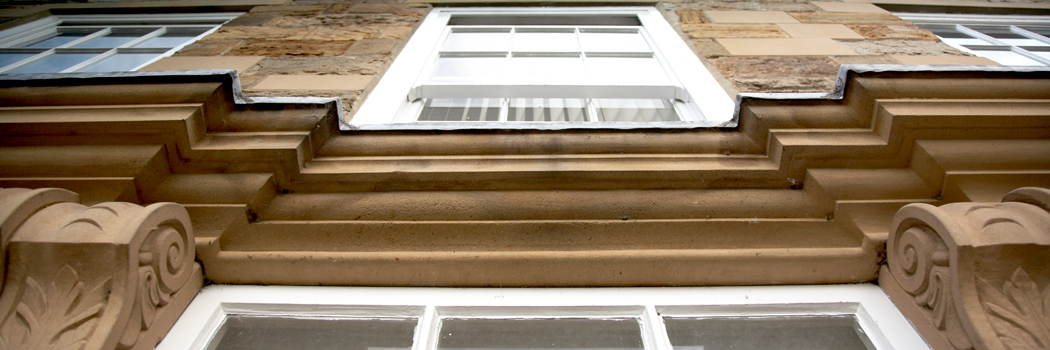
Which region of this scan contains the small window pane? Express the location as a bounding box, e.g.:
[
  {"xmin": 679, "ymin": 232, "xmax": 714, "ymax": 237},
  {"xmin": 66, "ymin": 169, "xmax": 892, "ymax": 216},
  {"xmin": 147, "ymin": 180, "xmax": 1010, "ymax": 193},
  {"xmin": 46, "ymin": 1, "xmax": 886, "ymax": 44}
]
[
  {"xmin": 972, "ymin": 50, "xmax": 1046, "ymax": 65},
  {"xmin": 0, "ymin": 54, "xmax": 36, "ymax": 68},
  {"xmin": 595, "ymin": 99, "xmax": 679, "ymax": 122},
  {"xmin": 419, "ymin": 98, "xmax": 501, "ymax": 121},
  {"xmin": 512, "ymin": 30, "xmax": 580, "ymax": 53},
  {"xmin": 579, "ymin": 31, "xmax": 651, "ymax": 53},
  {"xmin": 8, "ymin": 53, "xmax": 99, "ymax": 74},
  {"xmin": 941, "ymin": 37, "xmax": 993, "ymax": 47},
  {"xmin": 79, "ymin": 53, "xmax": 159, "ymax": 72},
  {"xmin": 508, "ymin": 98, "xmax": 587, "ymax": 122},
  {"xmin": 443, "ymin": 31, "xmax": 511, "ymax": 52},
  {"xmin": 207, "ymin": 315, "xmax": 417, "ymax": 350},
  {"xmin": 74, "ymin": 34, "xmax": 140, "ymax": 48},
  {"xmin": 438, "ymin": 318, "xmax": 644, "ymax": 350},
  {"xmin": 25, "ymin": 33, "xmax": 91, "ymax": 48},
  {"xmin": 586, "ymin": 57, "xmax": 669, "ymax": 85},
  {"xmin": 430, "ymin": 57, "xmax": 505, "ymax": 82},
  {"xmin": 663, "ymin": 315, "xmax": 875, "ymax": 350},
  {"xmin": 509, "ymin": 57, "xmax": 585, "ymax": 83}
]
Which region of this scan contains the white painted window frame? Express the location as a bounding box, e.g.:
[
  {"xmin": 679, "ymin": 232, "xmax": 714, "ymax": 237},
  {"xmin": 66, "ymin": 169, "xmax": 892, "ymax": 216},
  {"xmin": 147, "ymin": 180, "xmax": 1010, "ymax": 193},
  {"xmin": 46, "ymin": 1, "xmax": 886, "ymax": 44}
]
[
  {"xmin": 895, "ymin": 13, "xmax": 1050, "ymax": 66},
  {"xmin": 347, "ymin": 7, "xmax": 735, "ymax": 131},
  {"xmin": 0, "ymin": 13, "xmax": 242, "ymax": 74},
  {"xmin": 158, "ymin": 284, "xmax": 931, "ymax": 350}
]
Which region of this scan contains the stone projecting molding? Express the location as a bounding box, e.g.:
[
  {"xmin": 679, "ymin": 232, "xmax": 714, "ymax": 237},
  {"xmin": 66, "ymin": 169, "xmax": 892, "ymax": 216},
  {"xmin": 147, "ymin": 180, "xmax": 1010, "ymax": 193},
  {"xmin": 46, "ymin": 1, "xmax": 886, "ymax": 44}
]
[
  {"xmin": 0, "ymin": 188, "xmax": 201, "ymax": 350},
  {"xmin": 883, "ymin": 187, "xmax": 1050, "ymax": 350}
]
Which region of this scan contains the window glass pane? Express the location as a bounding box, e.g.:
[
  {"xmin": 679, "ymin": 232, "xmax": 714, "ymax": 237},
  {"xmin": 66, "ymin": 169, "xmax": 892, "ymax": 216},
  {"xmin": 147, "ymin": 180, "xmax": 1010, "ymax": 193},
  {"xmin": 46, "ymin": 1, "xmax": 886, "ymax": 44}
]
[
  {"xmin": 74, "ymin": 34, "xmax": 140, "ymax": 48},
  {"xmin": 438, "ymin": 318, "xmax": 644, "ymax": 350},
  {"xmin": 586, "ymin": 57, "xmax": 669, "ymax": 85},
  {"xmin": 25, "ymin": 33, "xmax": 91, "ymax": 48},
  {"xmin": 579, "ymin": 31, "xmax": 651, "ymax": 53},
  {"xmin": 595, "ymin": 99, "xmax": 679, "ymax": 122},
  {"xmin": 79, "ymin": 53, "xmax": 159, "ymax": 72},
  {"xmin": 419, "ymin": 98, "xmax": 501, "ymax": 121},
  {"xmin": 443, "ymin": 30, "xmax": 511, "ymax": 52},
  {"xmin": 8, "ymin": 53, "xmax": 98, "ymax": 73},
  {"xmin": 508, "ymin": 98, "xmax": 587, "ymax": 122},
  {"xmin": 941, "ymin": 37, "xmax": 993, "ymax": 47},
  {"xmin": 430, "ymin": 57, "xmax": 506, "ymax": 82},
  {"xmin": 512, "ymin": 30, "xmax": 580, "ymax": 53},
  {"xmin": 972, "ymin": 50, "xmax": 1046, "ymax": 65},
  {"xmin": 663, "ymin": 315, "xmax": 875, "ymax": 350},
  {"xmin": 509, "ymin": 57, "xmax": 584, "ymax": 83},
  {"xmin": 207, "ymin": 315, "xmax": 417, "ymax": 350},
  {"xmin": 0, "ymin": 54, "xmax": 36, "ymax": 68}
]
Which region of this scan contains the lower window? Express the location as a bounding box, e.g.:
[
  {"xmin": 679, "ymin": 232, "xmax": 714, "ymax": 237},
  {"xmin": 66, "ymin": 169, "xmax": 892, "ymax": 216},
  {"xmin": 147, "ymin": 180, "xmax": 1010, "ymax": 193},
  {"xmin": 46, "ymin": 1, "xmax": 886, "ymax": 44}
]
[{"xmin": 160, "ymin": 285, "xmax": 930, "ymax": 350}]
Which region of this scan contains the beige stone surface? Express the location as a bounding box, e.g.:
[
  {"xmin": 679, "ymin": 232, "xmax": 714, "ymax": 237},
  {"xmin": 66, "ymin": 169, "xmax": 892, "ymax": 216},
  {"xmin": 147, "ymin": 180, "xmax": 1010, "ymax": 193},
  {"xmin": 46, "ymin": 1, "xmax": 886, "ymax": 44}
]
[
  {"xmin": 846, "ymin": 24, "xmax": 940, "ymax": 40},
  {"xmin": 203, "ymin": 26, "xmax": 310, "ymax": 41},
  {"xmin": 691, "ymin": 38, "xmax": 732, "ymax": 58},
  {"xmin": 681, "ymin": 24, "xmax": 787, "ymax": 38},
  {"xmin": 839, "ymin": 39, "xmax": 970, "ymax": 56},
  {"xmin": 171, "ymin": 39, "xmax": 242, "ymax": 57},
  {"xmin": 344, "ymin": 38, "xmax": 401, "ymax": 56},
  {"xmin": 249, "ymin": 5, "xmax": 327, "ymax": 15},
  {"xmin": 305, "ymin": 26, "xmax": 415, "ymax": 40},
  {"xmin": 884, "ymin": 187, "xmax": 1050, "ymax": 350},
  {"xmin": 703, "ymin": 10, "xmax": 801, "ymax": 23},
  {"xmin": 891, "ymin": 55, "xmax": 1000, "ymax": 65},
  {"xmin": 830, "ymin": 54, "xmax": 902, "ymax": 65},
  {"xmin": 811, "ymin": 2, "xmax": 891, "ymax": 13},
  {"xmin": 251, "ymin": 74, "xmax": 374, "ymax": 91},
  {"xmin": 789, "ymin": 12, "xmax": 909, "ymax": 24},
  {"xmin": 716, "ymin": 38, "xmax": 859, "ymax": 55},
  {"xmin": 0, "ymin": 188, "xmax": 202, "ymax": 350},
  {"xmin": 676, "ymin": 10, "xmax": 709, "ymax": 24},
  {"xmin": 140, "ymin": 56, "xmax": 264, "ymax": 74},
  {"xmin": 228, "ymin": 39, "xmax": 354, "ymax": 57},
  {"xmin": 777, "ymin": 23, "xmax": 865, "ymax": 39}
]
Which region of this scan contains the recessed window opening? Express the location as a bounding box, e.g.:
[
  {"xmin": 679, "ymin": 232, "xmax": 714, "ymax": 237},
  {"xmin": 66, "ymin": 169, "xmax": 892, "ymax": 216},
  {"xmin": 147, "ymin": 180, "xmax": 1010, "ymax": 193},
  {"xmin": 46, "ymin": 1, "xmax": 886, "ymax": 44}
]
[{"xmin": 896, "ymin": 13, "xmax": 1050, "ymax": 66}]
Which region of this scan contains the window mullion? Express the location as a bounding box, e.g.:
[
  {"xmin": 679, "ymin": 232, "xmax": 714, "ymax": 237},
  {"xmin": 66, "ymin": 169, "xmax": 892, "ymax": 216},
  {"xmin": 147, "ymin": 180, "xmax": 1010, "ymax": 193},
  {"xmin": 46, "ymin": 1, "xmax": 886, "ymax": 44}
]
[
  {"xmin": 1009, "ymin": 25, "xmax": 1050, "ymax": 45},
  {"xmin": 57, "ymin": 27, "xmax": 112, "ymax": 49},
  {"xmin": 644, "ymin": 305, "xmax": 674, "ymax": 350},
  {"xmin": 120, "ymin": 27, "xmax": 168, "ymax": 49},
  {"xmin": 0, "ymin": 49, "xmax": 52, "ymax": 73},
  {"xmin": 954, "ymin": 24, "xmax": 1008, "ymax": 46},
  {"xmin": 415, "ymin": 305, "xmax": 439, "ymax": 350},
  {"xmin": 1009, "ymin": 46, "xmax": 1050, "ymax": 66},
  {"xmin": 61, "ymin": 48, "xmax": 116, "ymax": 73}
]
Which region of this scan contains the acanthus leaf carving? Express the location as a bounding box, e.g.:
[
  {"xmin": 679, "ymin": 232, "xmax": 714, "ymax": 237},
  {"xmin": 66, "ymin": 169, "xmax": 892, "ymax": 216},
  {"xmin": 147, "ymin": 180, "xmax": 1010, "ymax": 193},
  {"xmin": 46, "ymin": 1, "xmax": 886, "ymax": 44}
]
[
  {"xmin": 978, "ymin": 268, "xmax": 1050, "ymax": 350},
  {"xmin": 0, "ymin": 266, "xmax": 110, "ymax": 350}
]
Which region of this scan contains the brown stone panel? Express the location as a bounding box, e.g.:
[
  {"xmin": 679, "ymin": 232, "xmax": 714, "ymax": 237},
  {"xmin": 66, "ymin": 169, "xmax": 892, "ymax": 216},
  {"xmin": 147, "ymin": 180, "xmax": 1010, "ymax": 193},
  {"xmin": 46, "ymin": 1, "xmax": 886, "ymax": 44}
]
[
  {"xmin": 252, "ymin": 56, "xmax": 390, "ymax": 75},
  {"xmin": 249, "ymin": 4, "xmax": 328, "ymax": 15},
  {"xmin": 837, "ymin": 39, "xmax": 970, "ymax": 56},
  {"xmin": 675, "ymin": 2, "xmax": 763, "ymax": 12},
  {"xmin": 676, "ymin": 10, "xmax": 708, "ymax": 24},
  {"xmin": 789, "ymin": 12, "xmax": 910, "ymax": 24},
  {"xmin": 172, "ymin": 39, "xmax": 242, "ymax": 56},
  {"xmin": 306, "ymin": 25, "xmax": 415, "ymax": 40},
  {"xmin": 203, "ymin": 26, "xmax": 310, "ymax": 41},
  {"xmin": 846, "ymin": 24, "xmax": 940, "ymax": 40},
  {"xmin": 224, "ymin": 13, "xmax": 280, "ymax": 27},
  {"xmin": 277, "ymin": 13, "xmax": 423, "ymax": 27},
  {"xmin": 711, "ymin": 56, "xmax": 840, "ymax": 92},
  {"xmin": 681, "ymin": 24, "xmax": 787, "ymax": 39},
  {"xmin": 830, "ymin": 54, "xmax": 903, "ymax": 65},
  {"xmin": 344, "ymin": 38, "xmax": 400, "ymax": 56},
  {"xmin": 345, "ymin": 3, "xmax": 429, "ymax": 16},
  {"xmin": 228, "ymin": 39, "xmax": 354, "ymax": 57},
  {"xmin": 760, "ymin": 2, "xmax": 820, "ymax": 12}
]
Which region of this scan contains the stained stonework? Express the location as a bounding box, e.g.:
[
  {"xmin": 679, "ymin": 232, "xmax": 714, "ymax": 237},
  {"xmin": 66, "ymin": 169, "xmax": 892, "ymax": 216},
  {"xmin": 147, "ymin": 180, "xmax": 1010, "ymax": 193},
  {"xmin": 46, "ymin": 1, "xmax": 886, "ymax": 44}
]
[
  {"xmin": 883, "ymin": 187, "xmax": 1050, "ymax": 350},
  {"xmin": 0, "ymin": 188, "xmax": 201, "ymax": 350}
]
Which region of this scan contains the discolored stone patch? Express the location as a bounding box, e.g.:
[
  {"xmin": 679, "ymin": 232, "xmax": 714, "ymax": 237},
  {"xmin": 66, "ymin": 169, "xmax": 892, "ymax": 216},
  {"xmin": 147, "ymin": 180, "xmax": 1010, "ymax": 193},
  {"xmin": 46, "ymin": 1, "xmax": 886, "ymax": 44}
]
[
  {"xmin": 277, "ymin": 14, "xmax": 422, "ymax": 27},
  {"xmin": 789, "ymin": 12, "xmax": 909, "ymax": 25},
  {"xmin": 692, "ymin": 39, "xmax": 731, "ymax": 58},
  {"xmin": 224, "ymin": 14, "xmax": 279, "ymax": 27},
  {"xmin": 306, "ymin": 26, "xmax": 415, "ymax": 40},
  {"xmin": 681, "ymin": 24, "xmax": 787, "ymax": 39},
  {"xmin": 344, "ymin": 38, "xmax": 400, "ymax": 56},
  {"xmin": 249, "ymin": 5, "xmax": 327, "ymax": 16},
  {"xmin": 830, "ymin": 55, "xmax": 903, "ymax": 65},
  {"xmin": 837, "ymin": 39, "xmax": 970, "ymax": 56},
  {"xmin": 345, "ymin": 3, "xmax": 430, "ymax": 16},
  {"xmin": 253, "ymin": 57, "xmax": 391, "ymax": 76},
  {"xmin": 228, "ymin": 40, "xmax": 355, "ymax": 57},
  {"xmin": 676, "ymin": 10, "xmax": 708, "ymax": 24},
  {"xmin": 173, "ymin": 40, "xmax": 241, "ymax": 56},
  {"xmin": 711, "ymin": 56, "xmax": 841, "ymax": 93},
  {"xmin": 203, "ymin": 26, "xmax": 310, "ymax": 41},
  {"xmin": 846, "ymin": 25, "xmax": 940, "ymax": 40}
]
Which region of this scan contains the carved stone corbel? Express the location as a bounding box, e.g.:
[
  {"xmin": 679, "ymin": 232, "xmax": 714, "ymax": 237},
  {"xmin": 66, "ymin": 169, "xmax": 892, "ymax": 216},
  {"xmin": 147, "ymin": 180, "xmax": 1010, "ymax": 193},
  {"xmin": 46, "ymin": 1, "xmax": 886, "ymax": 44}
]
[
  {"xmin": 0, "ymin": 188, "xmax": 202, "ymax": 350},
  {"xmin": 883, "ymin": 187, "xmax": 1050, "ymax": 350}
]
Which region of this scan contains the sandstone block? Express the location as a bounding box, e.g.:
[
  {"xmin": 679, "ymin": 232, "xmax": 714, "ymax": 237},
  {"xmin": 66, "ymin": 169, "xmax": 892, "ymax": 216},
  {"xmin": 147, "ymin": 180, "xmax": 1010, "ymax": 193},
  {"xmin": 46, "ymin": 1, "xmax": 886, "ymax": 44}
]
[
  {"xmin": 846, "ymin": 25, "xmax": 940, "ymax": 40},
  {"xmin": 204, "ymin": 26, "xmax": 310, "ymax": 41},
  {"xmin": 713, "ymin": 55, "xmax": 841, "ymax": 78},
  {"xmin": 252, "ymin": 74, "xmax": 374, "ymax": 91},
  {"xmin": 254, "ymin": 57, "xmax": 390, "ymax": 75},
  {"xmin": 346, "ymin": 3, "xmax": 429, "ymax": 16},
  {"xmin": 811, "ymin": 2, "xmax": 890, "ymax": 13},
  {"xmin": 891, "ymin": 55, "xmax": 1000, "ymax": 65},
  {"xmin": 716, "ymin": 38, "xmax": 858, "ymax": 55},
  {"xmin": 760, "ymin": 2, "xmax": 820, "ymax": 13},
  {"xmin": 692, "ymin": 39, "xmax": 731, "ymax": 58},
  {"xmin": 278, "ymin": 13, "xmax": 422, "ymax": 27},
  {"xmin": 249, "ymin": 5, "xmax": 327, "ymax": 15},
  {"xmin": 173, "ymin": 40, "xmax": 241, "ymax": 56},
  {"xmin": 306, "ymin": 26, "xmax": 414, "ymax": 40},
  {"xmin": 778, "ymin": 23, "xmax": 864, "ymax": 39},
  {"xmin": 224, "ymin": 14, "xmax": 279, "ymax": 27},
  {"xmin": 705, "ymin": 10, "xmax": 801, "ymax": 23},
  {"xmin": 344, "ymin": 38, "xmax": 400, "ymax": 56},
  {"xmin": 229, "ymin": 40, "xmax": 355, "ymax": 58},
  {"xmin": 675, "ymin": 2, "xmax": 763, "ymax": 11},
  {"xmin": 789, "ymin": 12, "xmax": 909, "ymax": 24},
  {"xmin": 732, "ymin": 76, "xmax": 837, "ymax": 92},
  {"xmin": 140, "ymin": 56, "xmax": 265, "ymax": 75},
  {"xmin": 676, "ymin": 10, "xmax": 708, "ymax": 24},
  {"xmin": 837, "ymin": 39, "xmax": 970, "ymax": 56},
  {"xmin": 830, "ymin": 55, "xmax": 902, "ymax": 65},
  {"xmin": 682, "ymin": 24, "xmax": 787, "ymax": 38}
]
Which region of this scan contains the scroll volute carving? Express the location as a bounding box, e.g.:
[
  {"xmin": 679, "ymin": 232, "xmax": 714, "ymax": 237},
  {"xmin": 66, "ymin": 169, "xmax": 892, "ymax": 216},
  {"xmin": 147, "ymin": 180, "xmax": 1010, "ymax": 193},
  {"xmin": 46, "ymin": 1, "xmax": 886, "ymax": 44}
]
[
  {"xmin": 0, "ymin": 188, "xmax": 202, "ymax": 350},
  {"xmin": 887, "ymin": 187, "xmax": 1050, "ymax": 350}
]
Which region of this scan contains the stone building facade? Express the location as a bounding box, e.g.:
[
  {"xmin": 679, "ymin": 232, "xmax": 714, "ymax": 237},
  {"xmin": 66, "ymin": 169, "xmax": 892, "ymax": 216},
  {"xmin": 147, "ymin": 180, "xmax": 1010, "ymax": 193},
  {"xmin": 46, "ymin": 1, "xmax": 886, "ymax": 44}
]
[{"xmin": 0, "ymin": 0, "xmax": 1048, "ymax": 349}]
